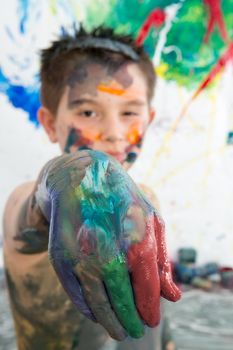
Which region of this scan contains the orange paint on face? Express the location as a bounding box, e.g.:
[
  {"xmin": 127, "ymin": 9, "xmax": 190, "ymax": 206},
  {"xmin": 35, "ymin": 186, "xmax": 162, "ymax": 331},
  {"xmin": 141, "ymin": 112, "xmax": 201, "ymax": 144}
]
[
  {"xmin": 97, "ymin": 81, "xmax": 126, "ymax": 96},
  {"xmin": 127, "ymin": 123, "xmax": 143, "ymax": 145},
  {"xmin": 82, "ymin": 129, "xmax": 102, "ymax": 142}
]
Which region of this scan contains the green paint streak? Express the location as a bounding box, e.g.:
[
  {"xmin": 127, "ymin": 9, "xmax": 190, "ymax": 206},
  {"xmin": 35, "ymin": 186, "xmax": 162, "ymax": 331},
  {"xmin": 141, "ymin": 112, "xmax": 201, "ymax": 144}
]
[
  {"xmin": 103, "ymin": 255, "xmax": 144, "ymax": 338},
  {"xmin": 84, "ymin": 0, "xmax": 117, "ymax": 31},
  {"xmin": 81, "ymin": 0, "xmax": 233, "ymax": 88},
  {"xmin": 49, "ymin": 0, "xmax": 57, "ymax": 15},
  {"xmin": 161, "ymin": 0, "xmax": 233, "ymax": 88}
]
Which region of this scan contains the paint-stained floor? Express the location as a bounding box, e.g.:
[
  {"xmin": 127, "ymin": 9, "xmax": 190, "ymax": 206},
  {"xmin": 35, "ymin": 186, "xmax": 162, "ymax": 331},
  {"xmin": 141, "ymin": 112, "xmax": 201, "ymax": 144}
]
[
  {"xmin": 1, "ymin": 268, "xmax": 233, "ymax": 350},
  {"xmin": 0, "ymin": 269, "xmax": 17, "ymax": 350},
  {"xmin": 163, "ymin": 288, "xmax": 233, "ymax": 350}
]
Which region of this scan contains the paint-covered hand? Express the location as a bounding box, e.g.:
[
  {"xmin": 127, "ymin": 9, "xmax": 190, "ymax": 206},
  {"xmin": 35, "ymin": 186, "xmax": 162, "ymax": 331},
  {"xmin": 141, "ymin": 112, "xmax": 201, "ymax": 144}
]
[{"xmin": 37, "ymin": 150, "xmax": 181, "ymax": 340}]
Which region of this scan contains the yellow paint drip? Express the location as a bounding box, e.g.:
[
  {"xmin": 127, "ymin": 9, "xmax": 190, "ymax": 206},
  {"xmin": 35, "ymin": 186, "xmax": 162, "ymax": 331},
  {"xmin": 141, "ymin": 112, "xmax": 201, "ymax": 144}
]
[{"xmin": 155, "ymin": 63, "xmax": 168, "ymax": 77}]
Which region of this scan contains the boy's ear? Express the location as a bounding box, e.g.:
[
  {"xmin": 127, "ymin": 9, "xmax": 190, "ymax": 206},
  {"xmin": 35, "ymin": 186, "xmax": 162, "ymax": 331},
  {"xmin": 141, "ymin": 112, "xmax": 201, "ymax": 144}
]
[
  {"xmin": 149, "ymin": 108, "xmax": 156, "ymax": 123},
  {"xmin": 37, "ymin": 107, "xmax": 58, "ymax": 143}
]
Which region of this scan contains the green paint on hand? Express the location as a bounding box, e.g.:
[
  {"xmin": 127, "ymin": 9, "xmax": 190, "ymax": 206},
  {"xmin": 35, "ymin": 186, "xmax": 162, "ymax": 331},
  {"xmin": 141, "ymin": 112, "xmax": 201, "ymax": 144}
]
[{"xmin": 103, "ymin": 254, "xmax": 144, "ymax": 338}]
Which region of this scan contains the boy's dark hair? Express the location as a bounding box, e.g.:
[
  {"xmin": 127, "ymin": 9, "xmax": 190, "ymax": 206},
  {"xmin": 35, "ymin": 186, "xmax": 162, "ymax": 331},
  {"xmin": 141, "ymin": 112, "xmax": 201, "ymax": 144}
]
[{"xmin": 40, "ymin": 26, "xmax": 156, "ymax": 114}]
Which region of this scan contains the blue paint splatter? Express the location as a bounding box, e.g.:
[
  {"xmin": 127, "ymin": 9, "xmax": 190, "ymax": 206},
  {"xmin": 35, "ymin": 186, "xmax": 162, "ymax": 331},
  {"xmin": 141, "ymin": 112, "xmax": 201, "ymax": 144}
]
[
  {"xmin": 0, "ymin": 0, "xmax": 40, "ymax": 125},
  {"xmin": 0, "ymin": 68, "xmax": 41, "ymax": 126},
  {"xmin": 227, "ymin": 131, "xmax": 233, "ymax": 145},
  {"xmin": 18, "ymin": 0, "xmax": 30, "ymax": 33}
]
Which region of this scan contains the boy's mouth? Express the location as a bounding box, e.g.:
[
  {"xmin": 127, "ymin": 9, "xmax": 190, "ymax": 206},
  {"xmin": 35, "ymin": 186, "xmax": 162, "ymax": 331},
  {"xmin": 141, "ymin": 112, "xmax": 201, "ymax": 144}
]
[{"xmin": 107, "ymin": 152, "xmax": 126, "ymax": 163}]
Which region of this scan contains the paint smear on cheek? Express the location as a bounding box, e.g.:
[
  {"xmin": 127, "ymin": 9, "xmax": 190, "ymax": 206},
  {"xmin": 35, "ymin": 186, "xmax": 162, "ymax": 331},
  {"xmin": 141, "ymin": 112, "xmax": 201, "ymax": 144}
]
[
  {"xmin": 64, "ymin": 128, "xmax": 101, "ymax": 153},
  {"xmin": 125, "ymin": 123, "xmax": 144, "ymax": 164},
  {"xmin": 127, "ymin": 123, "xmax": 143, "ymax": 145},
  {"xmin": 64, "ymin": 128, "xmax": 93, "ymax": 153}
]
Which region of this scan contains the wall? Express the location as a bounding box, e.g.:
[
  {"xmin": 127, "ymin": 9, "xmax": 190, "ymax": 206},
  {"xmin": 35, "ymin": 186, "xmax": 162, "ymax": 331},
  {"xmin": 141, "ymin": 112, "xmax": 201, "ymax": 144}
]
[{"xmin": 1, "ymin": 0, "xmax": 233, "ymax": 267}]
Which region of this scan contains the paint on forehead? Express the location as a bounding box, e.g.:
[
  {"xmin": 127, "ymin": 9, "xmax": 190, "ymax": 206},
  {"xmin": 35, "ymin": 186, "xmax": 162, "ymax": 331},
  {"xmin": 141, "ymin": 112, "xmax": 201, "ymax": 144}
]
[
  {"xmin": 97, "ymin": 82, "xmax": 126, "ymax": 96},
  {"xmin": 67, "ymin": 63, "xmax": 103, "ymax": 101},
  {"xmin": 67, "ymin": 61, "xmax": 134, "ymax": 104},
  {"xmin": 113, "ymin": 64, "xmax": 133, "ymax": 88},
  {"xmin": 67, "ymin": 61, "xmax": 89, "ymax": 87}
]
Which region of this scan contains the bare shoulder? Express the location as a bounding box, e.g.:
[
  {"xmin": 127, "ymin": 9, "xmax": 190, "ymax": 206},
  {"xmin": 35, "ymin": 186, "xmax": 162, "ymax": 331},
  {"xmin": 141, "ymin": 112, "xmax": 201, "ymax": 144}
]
[
  {"xmin": 4, "ymin": 181, "xmax": 35, "ymax": 212},
  {"xmin": 3, "ymin": 181, "xmax": 35, "ymax": 241},
  {"xmin": 138, "ymin": 183, "xmax": 160, "ymax": 211}
]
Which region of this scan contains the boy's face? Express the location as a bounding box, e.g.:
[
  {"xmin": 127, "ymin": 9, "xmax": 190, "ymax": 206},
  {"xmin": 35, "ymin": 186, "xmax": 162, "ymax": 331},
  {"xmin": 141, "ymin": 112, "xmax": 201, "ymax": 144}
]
[{"xmin": 38, "ymin": 62, "xmax": 154, "ymax": 170}]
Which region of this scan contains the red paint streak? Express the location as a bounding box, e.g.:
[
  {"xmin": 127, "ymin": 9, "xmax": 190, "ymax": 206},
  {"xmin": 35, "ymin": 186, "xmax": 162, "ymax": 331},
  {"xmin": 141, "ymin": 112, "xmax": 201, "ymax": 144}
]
[
  {"xmin": 174, "ymin": 42, "xmax": 233, "ymax": 129},
  {"xmin": 203, "ymin": 0, "xmax": 228, "ymax": 43},
  {"xmin": 193, "ymin": 41, "xmax": 233, "ymax": 99},
  {"xmin": 136, "ymin": 8, "xmax": 166, "ymax": 46}
]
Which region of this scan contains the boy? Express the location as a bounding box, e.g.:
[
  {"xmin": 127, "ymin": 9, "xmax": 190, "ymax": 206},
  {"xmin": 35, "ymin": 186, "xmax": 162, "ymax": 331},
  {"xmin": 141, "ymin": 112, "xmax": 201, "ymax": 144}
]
[{"xmin": 3, "ymin": 27, "xmax": 180, "ymax": 350}]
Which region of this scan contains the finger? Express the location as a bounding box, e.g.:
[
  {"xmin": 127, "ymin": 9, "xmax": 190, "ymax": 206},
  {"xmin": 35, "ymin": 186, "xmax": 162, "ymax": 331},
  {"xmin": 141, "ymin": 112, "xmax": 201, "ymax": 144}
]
[
  {"xmin": 102, "ymin": 254, "xmax": 145, "ymax": 339},
  {"xmin": 74, "ymin": 263, "xmax": 127, "ymax": 341},
  {"xmin": 51, "ymin": 259, "xmax": 95, "ymax": 321},
  {"xmin": 127, "ymin": 214, "xmax": 161, "ymax": 327},
  {"xmin": 48, "ymin": 206, "xmax": 93, "ymax": 319},
  {"xmin": 154, "ymin": 213, "xmax": 181, "ymax": 301}
]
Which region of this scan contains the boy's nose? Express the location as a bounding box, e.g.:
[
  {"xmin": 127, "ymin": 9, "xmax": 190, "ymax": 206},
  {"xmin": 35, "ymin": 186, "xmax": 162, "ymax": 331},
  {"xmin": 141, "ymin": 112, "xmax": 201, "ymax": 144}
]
[{"xmin": 101, "ymin": 116, "xmax": 126, "ymax": 143}]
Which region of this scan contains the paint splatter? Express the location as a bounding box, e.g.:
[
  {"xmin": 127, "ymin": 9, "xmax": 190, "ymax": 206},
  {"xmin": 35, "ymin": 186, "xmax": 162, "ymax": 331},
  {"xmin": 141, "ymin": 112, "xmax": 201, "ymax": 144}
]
[
  {"xmin": 0, "ymin": 68, "xmax": 40, "ymax": 125},
  {"xmin": 1, "ymin": 0, "xmax": 233, "ymax": 125},
  {"xmin": 136, "ymin": 8, "xmax": 166, "ymax": 46},
  {"xmin": 18, "ymin": 0, "xmax": 30, "ymax": 33},
  {"xmin": 203, "ymin": 0, "xmax": 228, "ymax": 43},
  {"xmin": 97, "ymin": 83, "xmax": 125, "ymax": 96},
  {"xmin": 64, "ymin": 128, "xmax": 95, "ymax": 153}
]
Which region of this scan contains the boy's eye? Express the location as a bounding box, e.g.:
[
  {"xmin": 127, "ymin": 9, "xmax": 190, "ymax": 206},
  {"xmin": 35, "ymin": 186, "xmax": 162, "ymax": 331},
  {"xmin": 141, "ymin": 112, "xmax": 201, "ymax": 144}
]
[
  {"xmin": 79, "ymin": 110, "xmax": 97, "ymax": 118},
  {"xmin": 123, "ymin": 111, "xmax": 138, "ymax": 116}
]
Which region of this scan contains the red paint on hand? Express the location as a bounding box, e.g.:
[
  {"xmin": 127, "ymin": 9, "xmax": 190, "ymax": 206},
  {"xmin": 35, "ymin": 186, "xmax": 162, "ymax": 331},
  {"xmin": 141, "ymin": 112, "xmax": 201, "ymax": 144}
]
[
  {"xmin": 127, "ymin": 212, "xmax": 181, "ymax": 327},
  {"xmin": 127, "ymin": 214, "xmax": 160, "ymax": 327},
  {"xmin": 153, "ymin": 214, "xmax": 181, "ymax": 302}
]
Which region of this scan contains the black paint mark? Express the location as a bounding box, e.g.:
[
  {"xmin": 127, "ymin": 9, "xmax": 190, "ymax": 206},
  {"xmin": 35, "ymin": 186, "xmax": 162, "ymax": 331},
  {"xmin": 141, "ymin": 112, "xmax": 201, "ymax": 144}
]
[
  {"xmin": 126, "ymin": 152, "xmax": 138, "ymax": 163},
  {"xmin": 14, "ymin": 228, "xmax": 49, "ymax": 254},
  {"xmin": 24, "ymin": 274, "xmax": 40, "ymax": 296},
  {"xmin": 67, "ymin": 59, "xmax": 134, "ymax": 105}
]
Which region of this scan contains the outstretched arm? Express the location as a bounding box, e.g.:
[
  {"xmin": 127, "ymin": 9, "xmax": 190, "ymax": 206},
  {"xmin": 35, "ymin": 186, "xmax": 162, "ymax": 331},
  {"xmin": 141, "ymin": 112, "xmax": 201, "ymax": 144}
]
[
  {"xmin": 35, "ymin": 149, "xmax": 181, "ymax": 340},
  {"xmin": 4, "ymin": 149, "xmax": 181, "ymax": 347}
]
